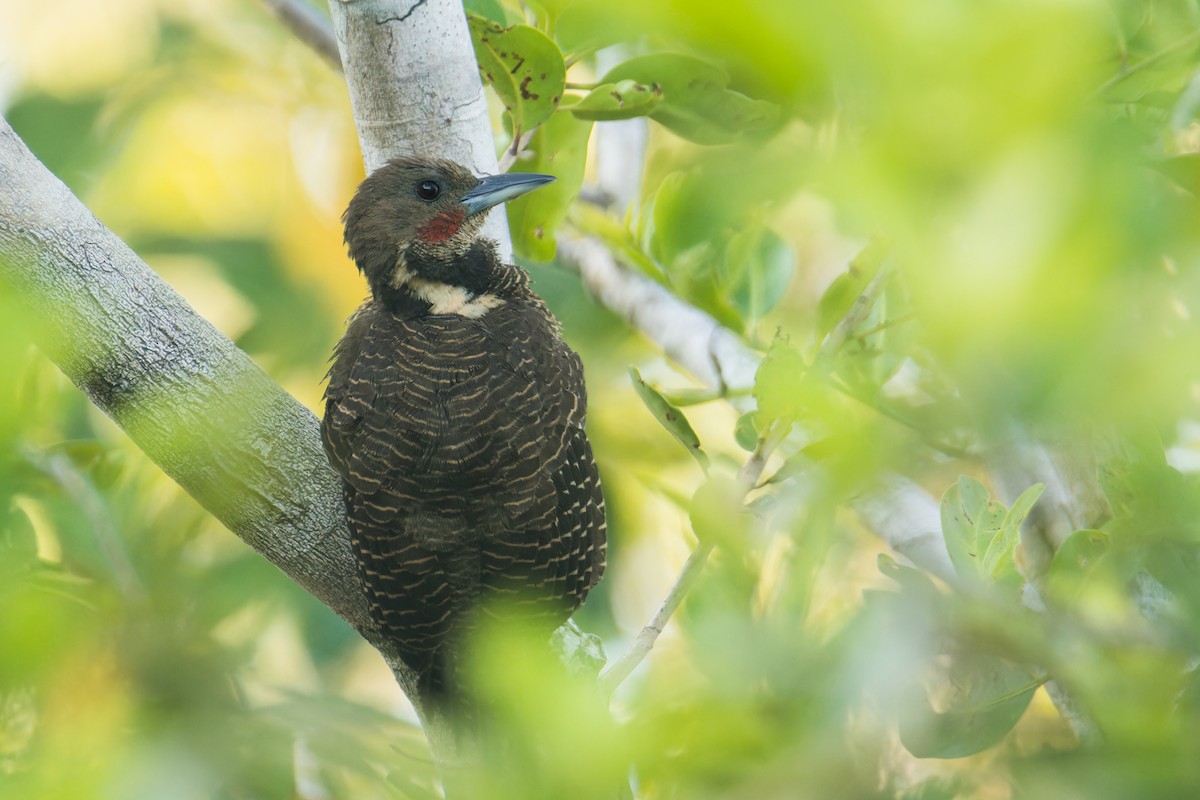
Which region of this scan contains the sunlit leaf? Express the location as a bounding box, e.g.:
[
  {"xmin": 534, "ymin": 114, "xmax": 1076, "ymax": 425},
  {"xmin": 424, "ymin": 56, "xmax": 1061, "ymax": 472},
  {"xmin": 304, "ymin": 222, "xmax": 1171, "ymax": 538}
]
[{"xmin": 1153, "ymin": 153, "xmax": 1200, "ymax": 196}]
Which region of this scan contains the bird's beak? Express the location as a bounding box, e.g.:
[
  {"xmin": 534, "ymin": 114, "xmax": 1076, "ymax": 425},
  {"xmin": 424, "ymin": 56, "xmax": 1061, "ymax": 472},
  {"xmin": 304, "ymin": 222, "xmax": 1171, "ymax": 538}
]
[{"xmin": 460, "ymin": 172, "xmax": 556, "ymax": 217}]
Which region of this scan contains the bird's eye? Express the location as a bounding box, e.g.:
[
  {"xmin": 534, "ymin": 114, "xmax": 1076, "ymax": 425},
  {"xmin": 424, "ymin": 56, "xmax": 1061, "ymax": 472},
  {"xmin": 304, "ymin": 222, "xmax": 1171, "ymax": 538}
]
[{"xmin": 415, "ymin": 180, "xmax": 441, "ymax": 201}]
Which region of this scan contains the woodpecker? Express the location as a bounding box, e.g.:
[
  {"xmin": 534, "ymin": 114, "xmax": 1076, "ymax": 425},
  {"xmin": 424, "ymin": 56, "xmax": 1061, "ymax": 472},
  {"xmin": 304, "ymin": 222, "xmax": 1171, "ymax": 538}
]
[{"xmin": 321, "ymin": 157, "xmax": 606, "ymax": 700}]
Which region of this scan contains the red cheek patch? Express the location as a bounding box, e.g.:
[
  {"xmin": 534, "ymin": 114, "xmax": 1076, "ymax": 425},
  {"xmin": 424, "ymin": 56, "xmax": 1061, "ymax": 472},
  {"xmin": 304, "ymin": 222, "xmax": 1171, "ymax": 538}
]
[{"xmin": 417, "ymin": 208, "xmax": 467, "ymax": 243}]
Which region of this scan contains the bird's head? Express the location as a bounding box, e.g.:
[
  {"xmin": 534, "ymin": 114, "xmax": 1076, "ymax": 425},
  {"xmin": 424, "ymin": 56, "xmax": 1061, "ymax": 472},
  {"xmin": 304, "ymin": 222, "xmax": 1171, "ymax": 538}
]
[{"xmin": 342, "ymin": 156, "xmax": 554, "ymax": 302}]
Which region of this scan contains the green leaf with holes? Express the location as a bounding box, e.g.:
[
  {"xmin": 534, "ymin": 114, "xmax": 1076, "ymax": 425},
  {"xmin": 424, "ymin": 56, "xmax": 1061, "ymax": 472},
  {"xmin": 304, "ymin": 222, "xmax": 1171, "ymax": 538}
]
[
  {"xmin": 630, "ymin": 367, "xmax": 709, "ymax": 469},
  {"xmin": 570, "ymin": 80, "xmax": 664, "ymax": 121},
  {"xmin": 508, "ymin": 106, "xmax": 592, "ymax": 262},
  {"xmin": 469, "ymin": 14, "xmax": 566, "ymax": 135},
  {"xmin": 600, "ymin": 53, "xmax": 779, "ymax": 144}
]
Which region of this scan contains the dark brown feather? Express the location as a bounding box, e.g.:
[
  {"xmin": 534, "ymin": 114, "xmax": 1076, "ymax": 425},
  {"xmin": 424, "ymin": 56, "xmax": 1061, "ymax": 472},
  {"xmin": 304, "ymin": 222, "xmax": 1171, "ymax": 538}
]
[{"xmin": 322, "ymin": 254, "xmax": 606, "ymax": 696}]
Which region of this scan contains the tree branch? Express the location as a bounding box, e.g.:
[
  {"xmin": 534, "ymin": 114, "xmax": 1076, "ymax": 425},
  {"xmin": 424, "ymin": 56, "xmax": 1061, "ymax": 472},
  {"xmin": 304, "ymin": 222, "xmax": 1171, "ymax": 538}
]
[
  {"xmin": 554, "ymin": 230, "xmax": 962, "ymax": 583},
  {"xmin": 326, "ymin": 0, "xmax": 512, "ymax": 258},
  {"xmin": 556, "ymin": 232, "xmax": 760, "ymax": 395},
  {"xmin": 261, "ymin": 0, "xmax": 342, "ymax": 69},
  {"xmin": 0, "ymin": 114, "xmax": 408, "ymax": 680}
]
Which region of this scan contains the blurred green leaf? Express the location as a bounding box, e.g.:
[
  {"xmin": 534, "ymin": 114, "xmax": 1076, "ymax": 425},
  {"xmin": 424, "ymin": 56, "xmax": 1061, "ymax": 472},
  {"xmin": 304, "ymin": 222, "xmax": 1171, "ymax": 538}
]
[
  {"xmin": 601, "ymin": 53, "xmax": 780, "ymax": 144},
  {"xmin": 463, "ymin": 610, "xmax": 626, "ymax": 800},
  {"xmin": 690, "ymin": 473, "xmax": 746, "ymax": 549},
  {"xmin": 469, "ymin": 15, "xmax": 566, "ymax": 135},
  {"xmin": 4, "ymin": 94, "xmax": 109, "ymax": 192},
  {"xmin": 900, "ymin": 777, "xmax": 970, "ymax": 800},
  {"xmin": 1153, "ymin": 153, "xmax": 1200, "ymax": 196},
  {"xmin": 1045, "ymin": 529, "xmax": 1109, "ymax": 603},
  {"xmin": 648, "ymin": 171, "xmax": 697, "ymax": 268},
  {"xmin": 816, "ymin": 244, "xmax": 886, "ymax": 341},
  {"xmin": 878, "ymin": 553, "xmax": 940, "ymax": 598},
  {"xmin": 753, "ymin": 338, "xmax": 809, "ymax": 428},
  {"xmin": 0, "ymin": 569, "xmax": 96, "ymax": 685},
  {"xmin": 900, "ymin": 653, "xmax": 1039, "ymax": 758},
  {"xmin": 817, "ymin": 269, "xmax": 873, "ymax": 344},
  {"xmin": 734, "ymin": 412, "xmax": 757, "ymax": 452},
  {"xmin": 570, "ymin": 79, "xmax": 664, "ymax": 121},
  {"xmin": 726, "ymin": 227, "xmax": 794, "ymax": 323},
  {"xmin": 629, "ymin": 367, "xmax": 709, "ymax": 469},
  {"xmin": 0, "ymin": 504, "xmax": 38, "ymax": 566}
]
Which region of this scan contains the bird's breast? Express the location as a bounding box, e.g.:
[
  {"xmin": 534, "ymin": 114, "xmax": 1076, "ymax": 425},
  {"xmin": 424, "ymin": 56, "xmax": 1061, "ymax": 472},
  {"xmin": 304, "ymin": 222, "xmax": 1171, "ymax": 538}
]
[{"xmin": 376, "ymin": 312, "xmax": 565, "ymax": 497}]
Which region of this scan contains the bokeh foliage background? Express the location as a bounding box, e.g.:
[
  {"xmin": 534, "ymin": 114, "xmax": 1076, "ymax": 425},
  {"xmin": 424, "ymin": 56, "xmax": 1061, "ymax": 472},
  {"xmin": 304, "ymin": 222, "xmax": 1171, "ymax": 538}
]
[{"xmin": 4, "ymin": 0, "xmax": 1200, "ymax": 797}]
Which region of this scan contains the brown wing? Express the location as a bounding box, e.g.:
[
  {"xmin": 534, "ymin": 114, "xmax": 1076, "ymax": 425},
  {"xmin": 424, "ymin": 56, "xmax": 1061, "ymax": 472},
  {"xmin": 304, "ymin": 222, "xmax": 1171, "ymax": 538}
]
[
  {"xmin": 321, "ymin": 299, "xmax": 605, "ymax": 692},
  {"xmin": 480, "ymin": 394, "xmax": 607, "ymax": 626}
]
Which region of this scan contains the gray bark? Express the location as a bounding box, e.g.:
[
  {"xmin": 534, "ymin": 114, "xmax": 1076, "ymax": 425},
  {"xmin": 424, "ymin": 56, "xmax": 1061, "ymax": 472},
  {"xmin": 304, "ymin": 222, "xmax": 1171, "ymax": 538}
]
[
  {"xmin": 0, "ymin": 115, "xmax": 399, "ymax": 670},
  {"xmin": 328, "ymin": 0, "xmax": 511, "ymax": 258}
]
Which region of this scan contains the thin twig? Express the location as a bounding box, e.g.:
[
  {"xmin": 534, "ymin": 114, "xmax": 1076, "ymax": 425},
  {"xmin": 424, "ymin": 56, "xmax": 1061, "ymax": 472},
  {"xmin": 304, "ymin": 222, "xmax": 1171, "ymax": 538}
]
[
  {"xmin": 260, "ymin": 0, "xmax": 343, "ymax": 71},
  {"xmin": 599, "ymin": 541, "xmax": 714, "ymax": 695},
  {"xmin": 599, "ymin": 431, "xmax": 779, "ymax": 696},
  {"xmin": 497, "ymin": 129, "xmax": 536, "ymax": 172}
]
